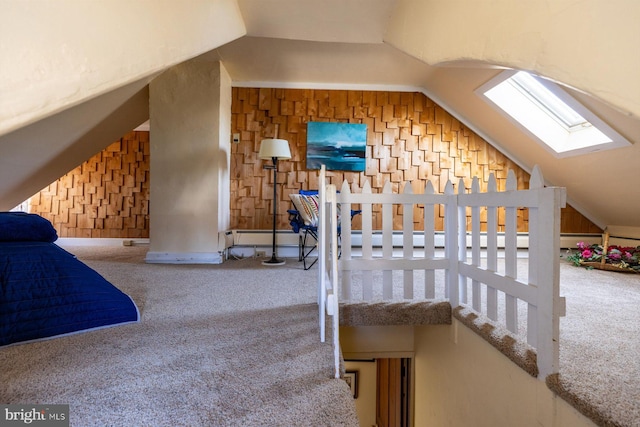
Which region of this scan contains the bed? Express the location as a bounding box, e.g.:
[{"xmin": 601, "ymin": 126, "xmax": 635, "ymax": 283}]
[{"xmin": 0, "ymin": 212, "xmax": 140, "ymax": 347}]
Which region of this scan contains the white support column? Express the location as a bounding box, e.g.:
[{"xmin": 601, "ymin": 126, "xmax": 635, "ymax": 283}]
[{"xmin": 146, "ymin": 59, "xmax": 231, "ymax": 264}]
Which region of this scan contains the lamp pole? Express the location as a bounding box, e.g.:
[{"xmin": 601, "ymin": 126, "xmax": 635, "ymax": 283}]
[
  {"xmin": 258, "ymin": 137, "xmax": 290, "ymax": 266},
  {"xmin": 263, "ymin": 156, "xmax": 284, "ymax": 265}
]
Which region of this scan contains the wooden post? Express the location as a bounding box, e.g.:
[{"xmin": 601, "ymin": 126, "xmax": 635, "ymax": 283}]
[
  {"xmin": 318, "ymin": 166, "xmax": 327, "ymax": 342},
  {"xmin": 530, "ymin": 165, "xmax": 566, "ymax": 378},
  {"xmin": 329, "ymin": 183, "xmax": 340, "ymax": 379},
  {"xmin": 457, "ymin": 178, "xmax": 467, "ymax": 304}
]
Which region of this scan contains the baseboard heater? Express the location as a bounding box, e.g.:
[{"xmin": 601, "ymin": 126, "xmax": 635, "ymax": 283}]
[{"xmin": 231, "ymin": 230, "xmax": 603, "ymax": 250}]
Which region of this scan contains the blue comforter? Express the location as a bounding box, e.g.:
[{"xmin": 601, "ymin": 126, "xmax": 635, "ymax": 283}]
[{"xmin": 0, "ymin": 213, "xmax": 139, "ymax": 347}]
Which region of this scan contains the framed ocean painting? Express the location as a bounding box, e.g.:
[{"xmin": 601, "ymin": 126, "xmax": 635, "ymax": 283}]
[{"xmin": 306, "ymin": 122, "xmax": 367, "ymax": 171}]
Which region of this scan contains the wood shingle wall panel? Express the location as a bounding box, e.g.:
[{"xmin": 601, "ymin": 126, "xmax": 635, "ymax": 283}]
[
  {"xmin": 27, "ymin": 90, "xmax": 599, "ymax": 238},
  {"xmin": 230, "ymin": 88, "xmax": 600, "ymax": 234},
  {"xmin": 29, "ymin": 131, "xmax": 150, "ymax": 238}
]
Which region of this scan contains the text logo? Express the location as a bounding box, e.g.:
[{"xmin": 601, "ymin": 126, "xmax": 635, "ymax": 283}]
[{"xmin": 0, "ymin": 405, "xmax": 69, "ymax": 427}]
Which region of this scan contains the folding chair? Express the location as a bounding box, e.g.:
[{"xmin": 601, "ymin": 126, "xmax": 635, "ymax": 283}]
[{"xmin": 288, "ymin": 190, "xmax": 361, "ymax": 270}]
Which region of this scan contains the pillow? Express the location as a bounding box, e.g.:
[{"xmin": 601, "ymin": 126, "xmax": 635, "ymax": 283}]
[
  {"xmin": 0, "ymin": 212, "xmax": 58, "ymax": 242},
  {"xmin": 290, "ymin": 194, "xmax": 320, "ymax": 227},
  {"xmin": 290, "ymin": 193, "xmax": 344, "ymax": 229}
]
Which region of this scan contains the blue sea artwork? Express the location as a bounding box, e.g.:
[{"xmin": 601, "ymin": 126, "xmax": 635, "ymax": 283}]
[{"xmin": 306, "ymin": 122, "xmax": 367, "ymax": 171}]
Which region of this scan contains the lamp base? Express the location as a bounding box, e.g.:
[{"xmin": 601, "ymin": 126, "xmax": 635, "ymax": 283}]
[{"xmin": 262, "ymin": 255, "xmax": 286, "ymax": 266}]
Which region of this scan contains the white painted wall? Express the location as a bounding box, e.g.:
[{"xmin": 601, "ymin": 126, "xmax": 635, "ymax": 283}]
[
  {"xmin": 342, "ymin": 326, "xmax": 415, "ymax": 427},
  {"xmin": 146, "ymin": 60, "xmax": 231, "ymax": 264},
  {"xmin": 413, "ymin": 322, "xmax": 596, "ymax": 427},
  {"xmin": 0, "ymin": 0, "xmax": 245, "ymax": 138},
  {"xmin": 341, "ymin": 324, "xmax": 596, "ymax": 427},
  {"xmin": 344, "ymin": 360, "xmax": 377, "ymax": 426}
]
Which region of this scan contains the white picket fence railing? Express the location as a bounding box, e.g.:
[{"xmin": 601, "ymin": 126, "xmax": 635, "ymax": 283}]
[{"xmin": 318, "ymin": 165, "xmax": 566, "ymax": 379}]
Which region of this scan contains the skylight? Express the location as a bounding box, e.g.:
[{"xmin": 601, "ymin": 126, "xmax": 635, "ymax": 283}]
[{"xmin": 477, "ymin": 70, "xmax": 631, "ymax": 158}]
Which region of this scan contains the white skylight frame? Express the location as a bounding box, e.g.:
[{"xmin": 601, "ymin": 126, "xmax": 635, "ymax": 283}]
[{"xmin": 477, "ymin": 70, "xmax": 631, "ymax": 158}]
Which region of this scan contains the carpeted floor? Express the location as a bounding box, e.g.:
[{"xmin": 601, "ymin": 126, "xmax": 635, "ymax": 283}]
[
  {"xmin": 2, "ymin": 245, "xmax": 639, "ymax": 426},
  {"xmin": 0, "ymin": 246, "xmax": 359, "ymax": 426},
  {"xmin": 552, "ymin": 255, "xmax": 640, "ymax": 427}
]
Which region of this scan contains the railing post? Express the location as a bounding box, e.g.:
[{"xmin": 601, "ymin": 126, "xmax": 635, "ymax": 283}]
[
  {"xmin": 457, "ymin": 178, "xmax": 467, "ymax": 304},
  {"xmin": 530, "ymin": 165, "xmax": 566, "ymax": 378},
  {"xmin": 328, "ymin": 183, "xmax": 340, "ymax": 379},
  {"xmin": 318, "ymin": 165, "xmax": 327, "ymax": 342}
]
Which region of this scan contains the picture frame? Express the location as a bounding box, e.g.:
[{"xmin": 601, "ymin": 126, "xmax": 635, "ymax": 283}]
[
  {"xmin": 344, "ymin": 370, "xmax": 359, "ymax": 399},
  {"xmin": 306, "ymin": 122, "xmax": 367, "ymax": 171}
]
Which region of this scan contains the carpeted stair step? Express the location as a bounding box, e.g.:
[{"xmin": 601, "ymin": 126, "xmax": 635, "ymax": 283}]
[{"xmin": 339, "ymin": 300, "xmax": 452, "ymax": 327}]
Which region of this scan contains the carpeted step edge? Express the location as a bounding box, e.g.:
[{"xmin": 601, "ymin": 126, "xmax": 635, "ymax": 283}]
[
  {"xmin": 339, "ymin": 300, "xmax": 452, "ymax": 327},
  {"xmin": 546, "ymin": 373, "xmax": 621, "ymax": 427},
  {"xmin": 453, "ymin": 305, "xmax": 539, "ymax": 378}
]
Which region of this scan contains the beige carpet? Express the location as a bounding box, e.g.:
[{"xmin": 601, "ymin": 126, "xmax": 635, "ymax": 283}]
[
  {"xmin": 0, "ymin": 246, "xmax": 359, "ymax": 426},
  {"xmin": 2, "ymin": 246, "xmax": 639, "ymax": 426},
  {"xmin": 551, "ymin": 254, "xmax": 640, "ymax": 427}
]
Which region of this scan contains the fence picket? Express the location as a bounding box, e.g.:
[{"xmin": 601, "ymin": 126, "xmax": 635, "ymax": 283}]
[
  {"xmin": 424, "ymin": 181, "xmax": 436, "ymax": 299},
  {"xmin": 457, "ymin": 178, "xmax": 467, "ymax": 304},
  {"xmin": 486, "ymin": 174, "xmax": 498, "ymax": 321},
  {"xmin": 340, "ymin": 181, "xmax": 352, "ymax": 301},
  {"xmin": 444, "ymin": 180, "xmax": 457, "ymax": 305},
  {"xmin": 382, "ymin": 181, "xmax": 393, "ymax": 299},
  {"xmin": 529, "ymin": 164, "xmax": 544, "ymax": 189},
  {"xmin": 505, "ymin": 170, "xmax": 518, "ymax": 333},
  {"xmin": 471, "ymin": 177, "xmax": 481, "ymax": 311},
  {"xmin": 361, "ymin": 180, "xmax": 373, "ymax": 301},
  {"xmin": 328, "ymin": 182, "xmax": 340, "ymax": 378},
  {"xmin": 403, "ymin": 183, "xmax": 414, "ymax": 299}
]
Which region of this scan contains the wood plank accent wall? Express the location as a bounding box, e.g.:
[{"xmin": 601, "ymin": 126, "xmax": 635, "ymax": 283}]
[
  {"xmin": 25, "ymin": 90, "xmax": 600, "ymax": 238},
  {"xmin": 29, "ymin": 131, "xmax": 150, "ymax": 238},
  {"xmin": 230, "ymin": 88, "xmax": 601, "ymax": 233}
]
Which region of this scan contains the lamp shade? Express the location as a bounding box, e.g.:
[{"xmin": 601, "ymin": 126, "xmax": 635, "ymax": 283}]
[{"xmin": 258, "ymin": 138, "xmax": 291, "ymax": 160}]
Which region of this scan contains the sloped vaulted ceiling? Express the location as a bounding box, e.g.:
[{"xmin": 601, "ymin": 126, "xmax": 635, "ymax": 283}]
[{"xmin": 382, "ymin": 0, "xmax": 640, "ymax": 227}]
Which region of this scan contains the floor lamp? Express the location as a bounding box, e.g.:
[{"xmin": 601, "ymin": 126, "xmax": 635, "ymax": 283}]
[{"xmin": 259, "ymin": 138, "xmax": 291, "ymax": 266}]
